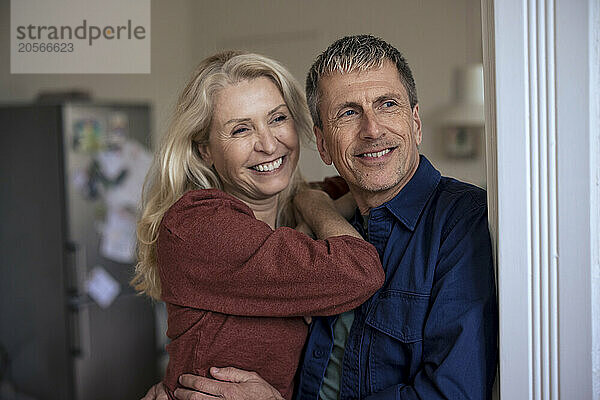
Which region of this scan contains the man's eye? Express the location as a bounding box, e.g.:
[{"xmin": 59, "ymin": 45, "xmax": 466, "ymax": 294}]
[
  {"xmin": 382, "ymin": 101, "xmax": 397, "ymax": 108},
  {"xmin": 341, "ymin": 109, "xmax": 356, "ymax": 117}
]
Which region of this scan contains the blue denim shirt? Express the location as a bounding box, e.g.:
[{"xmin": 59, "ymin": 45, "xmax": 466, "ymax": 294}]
[{"xmin": 296, "ymin": 156, "xmax": 498, "ymax": 400}]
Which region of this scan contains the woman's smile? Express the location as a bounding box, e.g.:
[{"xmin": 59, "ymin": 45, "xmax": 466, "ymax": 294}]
[{"xmin": 249, "ymin": 155, "xmax": 285, "ymax": 173}]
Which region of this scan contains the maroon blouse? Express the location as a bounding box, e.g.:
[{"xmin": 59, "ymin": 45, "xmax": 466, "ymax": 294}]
[{"xmin": 158, "ymin": 187, "xmax": 383, "ymax": 399}]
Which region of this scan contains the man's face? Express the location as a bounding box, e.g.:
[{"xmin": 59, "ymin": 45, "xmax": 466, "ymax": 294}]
[{"xmin": 314, "ymin": 61, "xmax": 422, "ymax": 210}]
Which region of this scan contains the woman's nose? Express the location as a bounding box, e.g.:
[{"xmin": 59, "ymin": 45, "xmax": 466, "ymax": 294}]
[{"xmin": 254, "ymin": 128, "xmax": 277, "ymax": 154}]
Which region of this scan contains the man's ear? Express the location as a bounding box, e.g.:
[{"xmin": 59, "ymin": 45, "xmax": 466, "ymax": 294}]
[
  {"xmin": 412, "ymin": 103, "xmax": 423, "ymax": 145},
  {"xmin": 197, "ymin": 142, "xmax": 213, "ymax": 166},
  {"xmin": 314, "ymin": 125, "xmax": 333, "ymax": 165}
]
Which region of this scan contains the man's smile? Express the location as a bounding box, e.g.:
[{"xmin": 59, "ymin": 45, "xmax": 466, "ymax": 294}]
[{"xmin": 355, "ymin": 146, "xmax": 397, "ymax": 159}]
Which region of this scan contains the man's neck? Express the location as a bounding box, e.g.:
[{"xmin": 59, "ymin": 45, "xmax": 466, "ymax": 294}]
[{"xmin": 352, "ymin": 164, "xmax": 418, "ymax": 215}]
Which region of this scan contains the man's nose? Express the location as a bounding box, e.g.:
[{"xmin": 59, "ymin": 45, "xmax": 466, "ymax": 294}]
[
  {"xmin": 360, "ymin": 110, "xmax": 385, "ymax": 140},
  {"xmin": 254, "ymin": 128, "xmax": 277, "ymax": 154}
]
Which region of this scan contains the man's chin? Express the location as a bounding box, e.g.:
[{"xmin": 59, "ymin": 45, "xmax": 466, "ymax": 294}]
[{"xmin": 352, "ymin": 172, "xmax": 402, "ymax": 192}]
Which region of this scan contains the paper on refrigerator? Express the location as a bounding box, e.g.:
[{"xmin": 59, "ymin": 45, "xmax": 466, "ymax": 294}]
[
  {"xmin": 85, "ymin": 266, "xmax": 121, "ymax": 309},
  {"xmin": 100, "ymin": 208, "xmax": 138, "ymax": 264},
  {"xmin": 99, "ymin": 139, "xmax": 152, "ymax": 263}
]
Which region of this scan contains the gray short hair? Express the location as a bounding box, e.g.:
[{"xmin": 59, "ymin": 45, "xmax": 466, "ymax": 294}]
[{"xmin": 306, "ymin": 35, "xmax": 418, "ymax": 129}]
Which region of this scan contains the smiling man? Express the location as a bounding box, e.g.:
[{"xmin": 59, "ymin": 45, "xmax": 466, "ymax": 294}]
[
  {"xmin": 293, "ymin": 34, "xmax": 497, "ymax": 400},
  {"xmin": 160, "ymin": 35, "xmax": 498, "ymax": 400},
  {"xmin": 310, "ymin": 58, "xmax": 422, "ymax": 213}
]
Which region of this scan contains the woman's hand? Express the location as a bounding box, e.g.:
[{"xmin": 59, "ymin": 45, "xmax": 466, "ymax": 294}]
[
  {"xmin": 140, "ymin": 382, "xmax": 168, "ymax": 400},
  {"xmin": 295, "ymin": 220, "xmax": 315, "ymax": 238},
  {"xmin": 293, "ymin": 189, "xmax": 361, "ymax": 240},
  {"xmin": 334, "ymin": 192, "xmax": 357, "ymax": 220},
  {"xmin": 293, "ymin": 196, "xmax": 315, "ymax": 238},
  {"xmin": 175, "ymin": 367, "xmax": 284, "ymax": 400}
]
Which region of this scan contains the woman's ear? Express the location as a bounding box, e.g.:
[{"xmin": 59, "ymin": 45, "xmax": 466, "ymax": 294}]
[{"xmin": 197, "ymin": 142, "xmax": 213, "ymax": 166}]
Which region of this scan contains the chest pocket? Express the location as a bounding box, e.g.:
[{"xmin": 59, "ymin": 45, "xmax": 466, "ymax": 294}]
[
  {"xmin": 364, "ymin": 290, "xmax": 430, "ymax": 393},
  {"xmin": 365, "ymin": 290, "xmax": 429, "ymax": 342}
]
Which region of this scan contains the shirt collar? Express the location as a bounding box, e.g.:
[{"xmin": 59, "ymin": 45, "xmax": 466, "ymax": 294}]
[{"xmin": 371, "ymin": 155, "xmax": 441, "ymax": 231}]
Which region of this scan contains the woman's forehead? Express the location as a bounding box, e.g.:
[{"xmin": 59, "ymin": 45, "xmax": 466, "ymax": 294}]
[{"xmin": 212, "ymin": 77, "xmax": 286, "ymax": 121}]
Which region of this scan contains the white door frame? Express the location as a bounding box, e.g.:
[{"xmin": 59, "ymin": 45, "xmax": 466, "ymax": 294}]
[{"xmin": 482, "ymin": 0, "xmax": 599, "ymax": 398}]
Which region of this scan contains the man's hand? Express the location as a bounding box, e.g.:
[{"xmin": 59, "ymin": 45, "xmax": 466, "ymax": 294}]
[
  {"xmin": 175, "ymin": 367, "xmax": 284, "ymax": 400},
  {"xmin": 140, "ymin": 382, "xmax": 168, "ymax": 400}
]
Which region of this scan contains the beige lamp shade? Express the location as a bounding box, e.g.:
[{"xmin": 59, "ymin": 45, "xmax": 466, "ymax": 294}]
[{"xmin": 438, "ymin": 64, "xmax": 485, "ymax": 126}]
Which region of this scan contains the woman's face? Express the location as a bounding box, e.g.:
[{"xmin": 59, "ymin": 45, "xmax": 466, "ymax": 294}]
[{"xmin": 199, "ymin": 77, "xmax": 300, "ymax": 202}]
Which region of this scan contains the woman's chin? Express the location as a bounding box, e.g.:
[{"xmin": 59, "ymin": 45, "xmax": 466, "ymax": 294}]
[
  {"xmin": 253, "ymin": 179, "xmax": 291, "ymax": 199},
  {"xmin": 247, "ymin": 161, "xmax": 296, "ymax": 198}
]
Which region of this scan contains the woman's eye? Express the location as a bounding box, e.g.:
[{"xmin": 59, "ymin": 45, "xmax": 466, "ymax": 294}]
[
  {"xmin": 272, "ymin": 115, "xmax": 287, "ymax": 123},
  {"xmin": 232, "ymin": 127, "xmax": 249, "ymax": 135}
]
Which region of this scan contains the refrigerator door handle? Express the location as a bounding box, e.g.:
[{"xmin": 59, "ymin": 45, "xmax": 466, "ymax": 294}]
[
  {"xmin": 68, "ymin": 300, "xmax": 91, "ymax": 358},
  {"xmin": 65, "ymin": 241, "xmax": 86, "ymax": 294},
  {"xmin": 65, "ymin": 241, "xmax": 91, "ymax": 358}
]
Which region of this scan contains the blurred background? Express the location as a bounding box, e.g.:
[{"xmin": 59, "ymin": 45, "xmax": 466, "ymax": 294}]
[
  {"xmin": 0, "ymin": 0, "xmax": 487, "ymax": 185},
  {"xmin": 0, "ymin": 1, "xmax": 486, "ymax": 399}
]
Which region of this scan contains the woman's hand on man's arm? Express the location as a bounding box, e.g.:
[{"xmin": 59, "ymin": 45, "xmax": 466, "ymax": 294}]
[
  {"xmin": 333, "ymin": 192, "xmax": 357, "ymax": 220},
  {"xmin": 293, "ymin": 189, "xmax": 361, "ymax": 240}
]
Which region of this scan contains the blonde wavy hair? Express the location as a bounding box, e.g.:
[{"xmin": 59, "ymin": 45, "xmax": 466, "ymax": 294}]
[{"xmin": 131, "ymin": 51, "xmax": 313, "ymax": 300}]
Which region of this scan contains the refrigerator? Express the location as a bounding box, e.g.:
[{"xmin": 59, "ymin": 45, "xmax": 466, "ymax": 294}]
[{"xmin": 0, "ymin": 103, "xmax": 158, "ymax": 400}]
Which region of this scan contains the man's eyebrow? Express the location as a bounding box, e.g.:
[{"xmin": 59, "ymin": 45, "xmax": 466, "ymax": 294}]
[
  {"xmin": 373, "ymin": 93, "xmax": 406, "ymax": 104},
  {"xmin": 223, "ymin": 104, "xmax": 288, "ymax": 126},
  {"xmin": 333, "ymin": 101, "xmax": 362, "ymax": 112}
]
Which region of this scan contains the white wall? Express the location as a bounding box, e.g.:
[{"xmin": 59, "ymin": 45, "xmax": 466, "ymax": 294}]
[{"xmin": 0, "ymin": 0, "xmax": 486, "ymax": 185}]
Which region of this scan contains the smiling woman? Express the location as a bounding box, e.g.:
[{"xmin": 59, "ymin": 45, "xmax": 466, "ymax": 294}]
[
  {"xmin": 197, "ymin": 77, "xmax": 300, "ymax": 214},
  {"xmin": 131, "ymin": 51, "xmax": 384, "ymax": 400}
]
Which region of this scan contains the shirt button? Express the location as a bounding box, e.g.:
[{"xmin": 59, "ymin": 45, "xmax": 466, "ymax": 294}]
[{"xmin": 313, "ymin": 349, "xmax": 323, "ymax": 358}]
